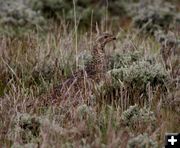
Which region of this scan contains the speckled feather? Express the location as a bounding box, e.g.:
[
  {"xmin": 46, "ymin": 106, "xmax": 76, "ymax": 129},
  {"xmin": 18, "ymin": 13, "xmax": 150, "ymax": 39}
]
[{"xmin": 51, "ymin": 33, "xmax": 116, "ymax": 99}]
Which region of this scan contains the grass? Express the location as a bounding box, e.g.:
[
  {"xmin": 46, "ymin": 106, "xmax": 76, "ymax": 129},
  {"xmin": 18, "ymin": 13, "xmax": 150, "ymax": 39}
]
[{"xmin": 0, "ymin": 24, "xmax": 179, "ymax": 147}]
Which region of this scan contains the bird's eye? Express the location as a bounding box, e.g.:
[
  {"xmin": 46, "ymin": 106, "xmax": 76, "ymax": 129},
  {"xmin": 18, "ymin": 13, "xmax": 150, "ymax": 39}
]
[{"xmin": 104, "ymin": 35, "xmax": 108, "ymax": 38}]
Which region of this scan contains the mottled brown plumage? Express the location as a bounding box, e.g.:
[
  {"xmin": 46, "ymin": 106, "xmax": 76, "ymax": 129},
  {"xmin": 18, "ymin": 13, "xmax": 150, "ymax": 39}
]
[{"xmin": 52, "ymin": 33, "xmax": 116, "ymax": 99}]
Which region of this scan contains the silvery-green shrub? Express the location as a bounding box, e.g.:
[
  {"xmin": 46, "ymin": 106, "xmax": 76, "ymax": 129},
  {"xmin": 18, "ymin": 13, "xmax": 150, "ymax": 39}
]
[
  {"xmin": 121, "ymin": 104, "xmax": 156, "ymax": 126},
  {"xmin": 127, "ymin": 133, "xmax": 158, "ymax": 148},
  {"xmin": 129, "ymin": 0, "xmax": 178, "ymax": 34},
  {"xmin": 0, "ymin": 0, "xmax": 45, "ymax": 27}
]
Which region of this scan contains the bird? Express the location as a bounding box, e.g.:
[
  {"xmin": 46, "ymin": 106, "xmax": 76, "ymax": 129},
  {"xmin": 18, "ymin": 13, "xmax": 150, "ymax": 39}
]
[
  {"xmin": 51, "ymin": 32, "xmax": 116, "ymax": 101},
  {"xmin": 24, "ymin": 32, "xmax": 116, "ymax": 109}
]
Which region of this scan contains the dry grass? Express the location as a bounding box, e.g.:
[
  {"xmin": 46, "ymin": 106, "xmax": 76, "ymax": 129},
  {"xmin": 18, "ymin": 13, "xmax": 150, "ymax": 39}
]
[{"xmin": 0, "ymin": 25, "xmax": 179, "ymax": 147}]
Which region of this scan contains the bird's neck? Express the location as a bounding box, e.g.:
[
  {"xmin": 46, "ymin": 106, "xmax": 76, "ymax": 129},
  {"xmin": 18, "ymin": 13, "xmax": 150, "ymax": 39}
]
[{"xmin": 91, "ymin": 44, "xmax": 107, "ymax": 74}]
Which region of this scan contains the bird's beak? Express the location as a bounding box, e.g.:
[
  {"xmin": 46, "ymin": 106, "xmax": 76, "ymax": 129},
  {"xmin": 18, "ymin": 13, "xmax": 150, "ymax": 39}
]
[
  {"xmin": 108, "ymin": 36, "xmax": 116, "ymax": 42},
  {"xmin": 110, "ymin": 35, "xmax": 116, "ymax": 40},
  {"xmin": 112, "ymin": 36, "xmax": 116, "ymax": 40}
]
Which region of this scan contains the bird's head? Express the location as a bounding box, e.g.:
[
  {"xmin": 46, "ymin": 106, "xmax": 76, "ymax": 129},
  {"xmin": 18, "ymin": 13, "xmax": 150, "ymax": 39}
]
[{"xmin": 95, "ymin": 32, "xmax": 116, "ymax": 48}]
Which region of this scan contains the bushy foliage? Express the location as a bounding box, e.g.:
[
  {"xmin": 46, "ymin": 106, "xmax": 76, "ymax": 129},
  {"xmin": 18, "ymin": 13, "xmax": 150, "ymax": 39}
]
[
  {"xmin": 0, "ymin": 0, "xmax": 179, "ymax": 31},
  {"xmin": 111, "ymin": 60, "xmax": 167, "ymax": 86},
  {"xmin": 0, "ymin": 0, "xmax": 130, "ymax": 29},
  {"xmin": 109, "ymin": 58, "xmax": 168, "ymax": 100},
  {"xmin": 8, "ymin": 113, "xmax": 41, "ymax": 144},
  {"xmin": 76, "ymin": 104, "xmax": 95, "ymax": 121},
  {"xmin": 155, "ymin": 30, "xmax": 180, "ymax": 46},
  {"xmin": 30, "ymin": 0, "xmax": 75, "ymax": 19},
  {"xmin": 127, "ymin": 133, "xmax": 158, "ymax": 148},
  {"xmin": 0, "ymin": 0, "xmax": 45, "ymax": 27},
  {"xmin": 121, "ymin": 104, "xmax": 156, "ymax": 126},
  {"xmin": 130, "ymin": 0, "xmax": 179, "ymax": 34},
  {"xmin": 30, "ymin": 0, "xmax": 127, "ymax": 27},
  {"xmin": 109, "ymin": 50, "xmax": 143, "ymax": 69},
  {"xmin": 77, "ymin": 50, "xmax": 92, "ymax": 69}
]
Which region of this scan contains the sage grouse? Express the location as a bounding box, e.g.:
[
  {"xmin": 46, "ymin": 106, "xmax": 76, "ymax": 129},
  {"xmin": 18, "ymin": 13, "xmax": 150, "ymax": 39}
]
[{"xmin": 51, "ymin": 32, "xmax": 116, "ymax": 100}]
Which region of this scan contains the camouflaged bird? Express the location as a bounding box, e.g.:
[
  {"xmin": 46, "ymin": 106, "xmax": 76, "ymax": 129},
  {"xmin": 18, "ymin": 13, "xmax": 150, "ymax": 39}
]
[{"xmin": 52, "ymin": 32, "xmax": 116, "ymax": 98}]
